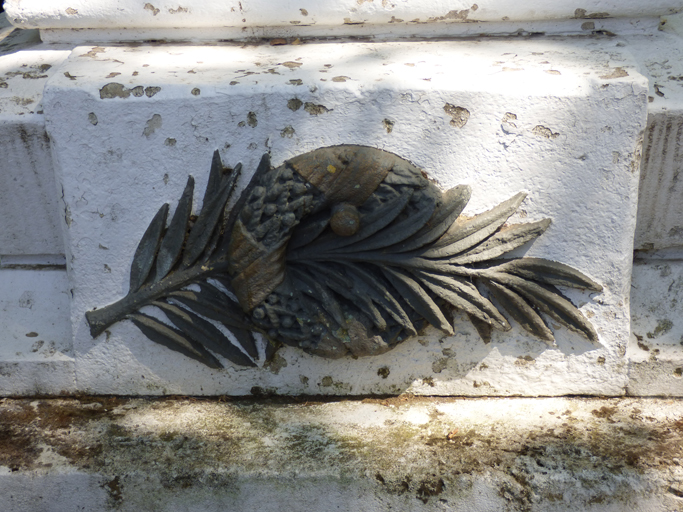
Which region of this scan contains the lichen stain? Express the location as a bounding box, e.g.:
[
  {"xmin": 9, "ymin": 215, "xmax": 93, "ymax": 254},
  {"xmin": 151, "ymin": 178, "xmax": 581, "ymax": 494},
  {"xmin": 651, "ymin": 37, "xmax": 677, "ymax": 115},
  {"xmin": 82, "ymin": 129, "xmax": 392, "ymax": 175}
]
[
  {"xmin": 282, "ymin": 61, "xmax": 303, "ymax": 69},
  {"xmin": 300, "ymin": 8, "xmax": 309, "ymax": 15},
  {"xmin": 532, "ymin": 125, "xmax": 560, "ymax": 139},
  {"xmin": 382, "ymin": 119, "xmax": 394, "ymax": 133},
  {"xmin": 88, "ymin": 112, "xmax": 98, "ymax": 125},
  {"xmin": 191, "ymin": 87, "xmax": 201, "ymax": 96},
  {"xmin": 144, "ymin": 3, "xmax": 160, "ymax": 16},
  {"xmin": 304, "ymin": 102, "xmax": 329, "ymax": 115},
  {"xmin": 377, "ymin": 366, "xmax": 390, "ymax": 378},
  {"xmin": 443, "ymin": 104, "xmax": 470, "ymax": 128},
  {"xmin": 143, "ymin": 114, "xmax": 162, "ymax": 138},
  {"xmin": 289, "ymin": 79, "xmax": 303, "ymax": 86},
  {"xmin": 247, "ymin": 111, "xmax": 258, "ymax": 127},
  {"xmin": 65, "ymin": 7, "xmax": 78, "ymax": 15},
  {"xmin": 106, "ymin": 72, "xmax": 120, "ymax": 79},
  {"xmin": 164, "ymin": 138, "xmax": 176, "ymax": 147},
  {"xmin": 168, "ymin": 7, "xmax": 189, "ymax": 14},
  {"xmin": 280, "ymin": 126, "xmax": 295, "ymax": 138},
  {"xmin": 331, "ymin": 76, "xmax": 350, "ymax": 82},
  {"xmin": 647, "ymin": 319, "xmax": 673, "ymax": 339}
]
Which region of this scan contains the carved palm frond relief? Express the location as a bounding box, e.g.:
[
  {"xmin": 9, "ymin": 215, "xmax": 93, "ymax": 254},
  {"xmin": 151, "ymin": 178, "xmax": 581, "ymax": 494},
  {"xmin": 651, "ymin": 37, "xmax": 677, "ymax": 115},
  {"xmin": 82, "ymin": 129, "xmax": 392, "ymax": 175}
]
[{"xmin": 86, "ymin": 145, "xmax": 602, "ymax": 367}]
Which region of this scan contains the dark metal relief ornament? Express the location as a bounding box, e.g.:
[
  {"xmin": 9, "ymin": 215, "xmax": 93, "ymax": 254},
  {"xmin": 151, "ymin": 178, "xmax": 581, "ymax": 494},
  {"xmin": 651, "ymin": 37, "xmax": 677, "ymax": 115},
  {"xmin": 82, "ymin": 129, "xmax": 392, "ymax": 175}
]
[{"xmin": 86, "ymin": 146, "xmax": 602, "ymax": 368}]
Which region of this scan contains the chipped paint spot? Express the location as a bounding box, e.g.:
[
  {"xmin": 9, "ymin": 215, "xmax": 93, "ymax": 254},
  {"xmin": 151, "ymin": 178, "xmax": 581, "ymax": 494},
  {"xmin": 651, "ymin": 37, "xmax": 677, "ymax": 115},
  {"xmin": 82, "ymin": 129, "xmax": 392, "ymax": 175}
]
[
  {"xmin": 581, "ymin": 21, "xmax": 595, "ymax": 30},
  {"xmin": 443, "ymin": 104, "xmax": 470, "ymax": 128},
  {"xmin": 164, "ymin": 138, "xmax": 176, "ymax": 147},
  {"xmin": 169, "ymin": 6, "xmax": 189, "ymax": 14},
  {"xmin": 545, "ymin": 70, "xmax": 561, "ymax": 75},
  {"xmin": 332, "ymin": 76, "xmax": 350, "ymax": 82},
  {"xmin": 143, "ymin": 114, "xmax": 162, "ymax": 138},
  {"xmin": 282, "ymin": 61, "xmax": 303, "ymax": 69},
  {"xmin": 573, "ymin": 8, "xmax": 610, "ymax": 19},
  {"xmin": 300, "ymin": 8, "xmax": 308, "ymax": 16},
  {"xmin": 144, "ymin": 3, "xmax": 160, "ymax": 16},
  {"xmin": 88, "ymin": 113, "xmax": 98, "ymax": 125},
  {"xmin": 99, "ymin": 83, "xmax": 130, "ymax": 99},
  {"xmin": 600, "ymin": 67, "xmax": 629, "ymax": 80},
  {"xmin": 289, "ymin": 79, "xmax": 303, "ymax": 85},
  {"xmin": 532, "ymin": 125, "xmax": 560, "ymax": 139},
  {"xmin": 80, "ymin": 47, "xmax": 105, "ymax": 58},
  {"xmin": 65, "ymin": 7, "xmax": 78, "ymax": 15},
  {"xmin": 145, "ymin": 86, "xmax": 161, "ymax": 97},
  {"xmin": 304, "ymin": 102, "xmax": 329, "ymax": 115},
  {"xmin": 287, "ymin": 98, "xmax": 303, "ymax": 111}
]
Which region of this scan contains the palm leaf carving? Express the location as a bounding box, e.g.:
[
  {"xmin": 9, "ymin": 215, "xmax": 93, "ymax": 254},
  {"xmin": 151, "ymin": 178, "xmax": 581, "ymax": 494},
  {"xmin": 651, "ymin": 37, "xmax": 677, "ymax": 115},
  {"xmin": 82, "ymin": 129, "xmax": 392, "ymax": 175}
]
[
  {"xmin": 86, "ymin": 150, "xmax": 261, "ymax": 369},
  {"xmin": 86, "ymin": 145, "xmax": 603, "ymax": 368}
]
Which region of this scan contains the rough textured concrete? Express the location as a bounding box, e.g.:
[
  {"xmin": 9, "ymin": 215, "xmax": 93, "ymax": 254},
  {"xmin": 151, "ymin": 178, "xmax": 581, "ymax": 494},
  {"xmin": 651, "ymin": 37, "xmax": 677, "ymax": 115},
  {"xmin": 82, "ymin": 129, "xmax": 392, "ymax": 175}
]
[
  {"xmin": 42, "ymin": 38, "xmax": 646, "ymax": 396},
  {"xmin": 1, "ymin": 396, "xmax": 682, "ymax": 511}
]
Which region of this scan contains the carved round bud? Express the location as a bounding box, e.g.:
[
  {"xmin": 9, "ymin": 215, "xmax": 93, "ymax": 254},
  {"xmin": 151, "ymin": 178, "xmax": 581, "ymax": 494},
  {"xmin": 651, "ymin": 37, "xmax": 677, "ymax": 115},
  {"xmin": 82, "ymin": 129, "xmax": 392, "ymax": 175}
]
[{"xmin": 330, "ymin": 203, "xmax": 360, "ymax": 237}]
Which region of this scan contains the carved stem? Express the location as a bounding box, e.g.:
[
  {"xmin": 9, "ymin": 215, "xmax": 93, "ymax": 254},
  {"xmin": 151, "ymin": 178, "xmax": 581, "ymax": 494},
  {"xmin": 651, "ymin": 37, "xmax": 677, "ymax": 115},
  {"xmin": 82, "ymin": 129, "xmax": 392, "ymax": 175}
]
[{"xmin": 85, "ymin": 259, "xmax": 232, "ymax": 339}]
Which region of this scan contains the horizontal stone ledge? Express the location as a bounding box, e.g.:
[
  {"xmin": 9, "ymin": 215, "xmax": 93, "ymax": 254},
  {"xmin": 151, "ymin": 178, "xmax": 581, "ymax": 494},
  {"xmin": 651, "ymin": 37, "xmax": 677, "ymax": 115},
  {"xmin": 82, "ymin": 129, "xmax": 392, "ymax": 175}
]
[
  {"xmin": 6, "ymin": 0, "xmax": 683, "ymax": 30},
  {"xmin": 34, "ymin": 17, "xmax": 664, "ymax": 44},
  {"xmin": 1, "ymin": 396, "xmax": 682, "ymax": 511}
]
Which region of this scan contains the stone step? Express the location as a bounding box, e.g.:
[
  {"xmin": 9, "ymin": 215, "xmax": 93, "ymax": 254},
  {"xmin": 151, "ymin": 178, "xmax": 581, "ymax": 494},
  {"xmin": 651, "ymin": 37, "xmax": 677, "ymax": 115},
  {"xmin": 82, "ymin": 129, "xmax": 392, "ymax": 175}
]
[{"xmin": 1, "ymin": 396, "xmax": 682, "ymax": 511}]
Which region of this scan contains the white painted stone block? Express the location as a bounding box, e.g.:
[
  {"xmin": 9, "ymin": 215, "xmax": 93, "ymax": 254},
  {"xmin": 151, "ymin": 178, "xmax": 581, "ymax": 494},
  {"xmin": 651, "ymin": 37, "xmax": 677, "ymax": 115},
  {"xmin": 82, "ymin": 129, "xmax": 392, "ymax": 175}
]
[
  {"xmin": 628, "ymin": 257, "xmax": 683, "ymax": 396},
  {"xmin": 627, "ymin": 32, "xmax": 683, "ymax": 251},
  {"xmin": 0, "ymin": 269, "xmax": 75, "ymax": 395},
  {"xmin": 41, "ymin": 37, "xmax": 647, "ymax": 396},
  {"xmin": 0, "ymin": 28, "xmax": 71, "ymax": 255},
  {"xmin": 7, "ymin": 0, "xmax": 683, "ymax": 43},
  {"xmin": 7, "ymin": 0, "xmax": 683, "ymax": 29}
]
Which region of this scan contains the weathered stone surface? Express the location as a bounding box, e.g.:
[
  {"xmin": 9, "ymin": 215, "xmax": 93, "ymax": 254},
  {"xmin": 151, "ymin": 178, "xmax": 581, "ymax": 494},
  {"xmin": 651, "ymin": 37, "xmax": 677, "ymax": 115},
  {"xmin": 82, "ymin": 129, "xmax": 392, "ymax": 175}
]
[{"xmin": 1, "ymin": 396, "xmax": 682, "ymax": 511}]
